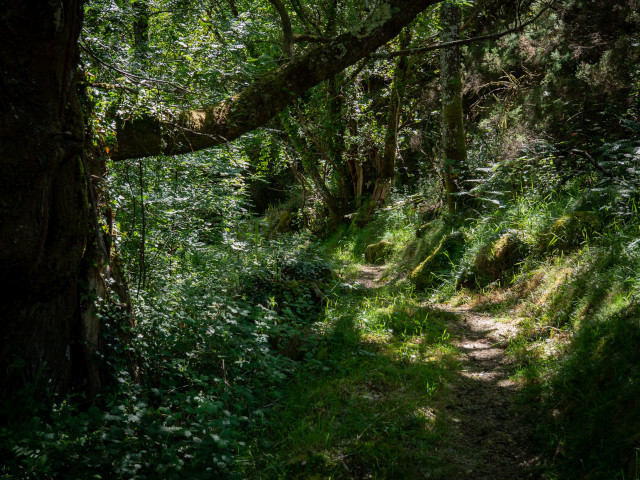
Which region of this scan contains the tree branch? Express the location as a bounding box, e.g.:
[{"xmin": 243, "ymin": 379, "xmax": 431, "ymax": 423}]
[
  {"xmin": 293, "ymin": 34, "xmax": 333, "ymax": 44},
  {"xmin": 269, "ymin": 0, "xmax": 294, "ymax": 58},
  {"xmin": 79, "ymin": 81, "xmax": 139, "ymax": 93},
  {"xmin": 370, "ymin": 3, "xmax": 553, "ymax": 59},
  {"xmin": 80, "ymin": 42, "xmax": 191, "ymax": 93},
  {"xmin": 571, "ymin": 149, "xmax": 614, "ymax": 178},
  {"xmin": 113, "ymin": 0, "xmax": 440, "ymax": 161}
]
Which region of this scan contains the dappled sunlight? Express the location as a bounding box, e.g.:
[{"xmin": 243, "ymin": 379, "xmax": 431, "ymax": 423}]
[
  {"xmin": 3, "ymin": 0, "xmax": 638, "ymax": 478},
  {"xmin": 245, "ymin": 263, "xmax": 548, "ymax": 478},
  {"xmin": 241, "ymin": 271, "xmax": 457, "ymax": 478}
]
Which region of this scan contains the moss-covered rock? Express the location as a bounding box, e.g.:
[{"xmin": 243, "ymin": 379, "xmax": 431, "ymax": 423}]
[
  {"xmin": 461, "ymin": 230, "xmax": 530, "ymax": 288},
  {"xmin": 364, "ymin": 240, "xmax": 394, "ymax": 264},
  {"xmin": 411, "ymin": 231, "xmax": 466, "ymax": 288},
  {"xmin": 350, "ymin": 197, "xmax": 373, "ymax": 228},
  {"xmin": 539, "ymin": 211, "xmax": 600, "ymax": 252},
  {"xmin": 269, "ymin": 210, "xmax": 293, "ymax": 238},
  {"xmin": 416, "ymin": 221, "xmax": 437, "ymax": 238}
]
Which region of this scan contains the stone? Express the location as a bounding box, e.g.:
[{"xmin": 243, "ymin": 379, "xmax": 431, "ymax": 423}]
[
  {"xmin": 364, "ymin": 240, "xmax": 394, "ymax": 264},
  {"xmin": 411, "ymin": 231, "xmax": 466, "ymax": 288},
  {"xmin": 539, "ymin": 211, "xmax": 600, "ymax": 252},
  {"xmin": 462, "ymin": 230, "xmax": 529, "ymax": 288}
]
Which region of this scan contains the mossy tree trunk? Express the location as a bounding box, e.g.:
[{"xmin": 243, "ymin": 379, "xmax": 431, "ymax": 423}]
[
  {"xmin": 439, "ymin": 1, "xmax": 467, "ymax": 213},
  {"xmin": 369, "ymin": 30, "xmax": 412, "ymax": 210}
]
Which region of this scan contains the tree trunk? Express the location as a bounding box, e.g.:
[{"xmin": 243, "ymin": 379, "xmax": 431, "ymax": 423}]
[
  {"xmin": 0, "ymin": 0, "xmax": 134, "ymax": 405},
  {"xmin": 439, "ymin": 1, "xmax": 467, "ymax": 213},
  {"xmin": 0, "ymin": 0, "xmax": 89, "ymax": 397},
  {"xmin": 370, "ymin": 31, "xmax": 411, "ymax": 209}
]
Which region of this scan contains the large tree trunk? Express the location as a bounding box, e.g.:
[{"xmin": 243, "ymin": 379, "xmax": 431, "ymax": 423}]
[
  {"xmin": 0, "ymin": 0, "xmax": 89, "ymax": 397},
  {"xmin": 439, "ymin": 1, "xmax": 467, "ymax": 213},
  {"xmin": 0, "ymin": 0, "xmax": 135, "ymax": 406},
  {"xmin": 113, "ymin": 0, "xmax": 440, "ymax": 161}
]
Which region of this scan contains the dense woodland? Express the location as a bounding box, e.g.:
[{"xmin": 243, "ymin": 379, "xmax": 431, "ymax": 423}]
[{"xmin": 1, "ymin": 0, "xmax": 639, "ymax": 478}]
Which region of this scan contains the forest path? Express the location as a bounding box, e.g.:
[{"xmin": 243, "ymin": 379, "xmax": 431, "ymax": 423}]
[
  {"xmin": 433, "ymin": 304, "xmax": 544, "ymax": 479},
  {"xmin": 355, "ymin": 264, "xmax": 544, "ymax": 479}
]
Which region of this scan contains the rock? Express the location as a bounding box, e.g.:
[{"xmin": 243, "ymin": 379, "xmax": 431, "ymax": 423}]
[
  {"xmin": 364, "ymin": 240, "xmax": 394, "ymax": 264},
  {"xmin": 539, "ymin": 211, "xmax": 600, "ymax": 252},
  {"xmin": 416, "ymin": 221, "xmax": 436, "ymax": 238},
  {"xmin": 411, "ymin": 231, "xmax": 466, "ymax": 288},
  {"xmin": 350, "ymin": 197, "xmax": 374, "ymax": 228},
  {"xmin": 461, "ymin": 230, "xmax": 529, "ymax": 288}
]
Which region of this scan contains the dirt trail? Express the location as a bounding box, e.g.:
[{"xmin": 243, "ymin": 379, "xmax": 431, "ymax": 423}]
[
  {"xmin": 434, "ymin": 305, "xmax": 544, "ymax": 479},
  {"xmin": 354, "ymin": 264, "xmax": 387, "ymax": 289},
  {"xmin": 355, "ymin": 265, "xmax": 544, "ymax": 479}
]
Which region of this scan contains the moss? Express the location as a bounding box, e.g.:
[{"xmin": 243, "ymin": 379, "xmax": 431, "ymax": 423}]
[
  {"xmin": 462, "ymin": 230, "xmax": 530, "ymax": 288},
  {"xmin": 416, "ymin": 222, "xmax": 435, "ymax": 238},
  {"xmin": 350, "ymin": 197, "xmax": 373, "ymax": 228},
  {"xmin": 268, "ymin": 211, "xmax": 294, "ymax": 238},
  {"xmin": 364, "ymin": 240, "xmax": 394, "ymax": 264},
  {"xmin": 411, "ymin": 231, "xmax": 466, "ymax": 289},
  {"xmin": 539, "ymin": 211, "xmax": 600, "ymax": 253}
]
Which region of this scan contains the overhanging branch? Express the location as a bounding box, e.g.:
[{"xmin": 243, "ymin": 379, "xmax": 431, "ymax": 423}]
[
  {"xmin": 113, "ymin": 0, "xmax": 440, "ymax": 161},
  {"xmin": 370, "ymin": 3, "xmax": 553, "ymax": 59},
  {"xmin": 293, "ymin": 34, "xmax": 332, "ymax": 43}
]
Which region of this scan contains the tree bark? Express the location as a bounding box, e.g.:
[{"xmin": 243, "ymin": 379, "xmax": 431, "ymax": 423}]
[
  {"xmin": 439, "ymin": 2, "xmax": 467, "ymax": 213},
  {"xmin": 269, "ymin": 0, "xmax": 294, "ymax": 58},
  {"xmin": 0, "ymin": 0, "xmax": 135, "ymax": 404},
  {"xmin": 370, "ymin": 30, "xmax": 411, "ymax": 209},
  {"xmin": 0, "ymin": 0, "xmax": 88, "ymax": 397},
  {"xmin": 113, "ymin": 0, "xmax": 440, "ymax": 161}
]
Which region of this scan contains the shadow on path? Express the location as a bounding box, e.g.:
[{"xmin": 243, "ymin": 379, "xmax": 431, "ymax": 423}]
[{"xmin": 431, "ymin": 305, "xmax": 545, "ymax": 479}]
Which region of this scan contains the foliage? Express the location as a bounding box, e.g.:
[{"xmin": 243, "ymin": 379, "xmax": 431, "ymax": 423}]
[
  {"xmin": 0, "ymin": 140, "xmax": 337, "ymax": 478},
  {"xmin": 4, "ymin": 0, "xmax": 640, "ymax": 478},
  {"xmin": 242, "ymin": 268, "xmax": 457, "ymax": 479}
]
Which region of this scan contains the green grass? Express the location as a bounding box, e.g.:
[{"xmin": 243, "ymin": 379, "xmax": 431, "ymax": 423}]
[
  {"xmin": 3, "ymin": 171, "xmax": 639, "ymax": 479},
  {"xmin": 242, "ymin": 279, "xmax": 459, "ymax": 479}
]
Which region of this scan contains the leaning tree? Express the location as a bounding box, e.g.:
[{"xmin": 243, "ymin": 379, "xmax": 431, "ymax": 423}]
[{"xmin": 0, "ymin": 0, "xmax": 442, "ymax": 401}]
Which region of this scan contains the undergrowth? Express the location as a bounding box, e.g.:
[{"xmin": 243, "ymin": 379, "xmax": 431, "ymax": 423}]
[
  {"xmin": 2, "ymin": 130, "xmax": 639, "ymax": 479},
  {"xmin": 322, "ymin": 138, "xmax": 640, "ymax": 479},
  {"xmin": 0, "ymin": 150, "xmax": 337, "ymax": 479},
  {"xmin": 242, "ymin": 273, "xmax": 458, "ymax": 479}
]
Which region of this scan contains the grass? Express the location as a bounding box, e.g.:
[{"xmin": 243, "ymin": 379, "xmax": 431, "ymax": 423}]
[
  {"xmin": 3, "ymin": 167, "xmax": 639, "ymax": 479},
  {"xmin": 255, "ymin": 181, "xmax": 640, "ymax": 480},
  {"xmin": 242, "ymin": 276, "xmax": 459, "ymax": 479}
]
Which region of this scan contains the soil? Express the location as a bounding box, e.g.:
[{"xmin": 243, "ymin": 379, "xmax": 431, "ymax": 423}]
[
  {"xmin": 434, "ymin": 305, "xmax": 544, "ymax": 479},
  {"xmin": 354, "ymin": 264, "xmax": 388, "ymax": 289},
  {"xmin": 356, "ymin": 265, "xmax": 545, "ymax": 479}
]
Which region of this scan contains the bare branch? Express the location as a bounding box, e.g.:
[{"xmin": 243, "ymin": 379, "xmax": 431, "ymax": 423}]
[
  {"xmin": 371, "ymin": 3, "xmax": 553, "ymax": 59},
  {"xmin": 269, "ymin": 0, "xmax": 294, "ymax": 58}
]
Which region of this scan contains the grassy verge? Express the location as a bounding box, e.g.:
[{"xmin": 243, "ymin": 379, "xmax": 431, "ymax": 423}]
[
  {"xmin": 242, "ymin": 270, "xmax": 459, "ymax": 479},
  {"xmin": 311, "ymin": 177, "xmax": 640, "ymax": 480}
]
